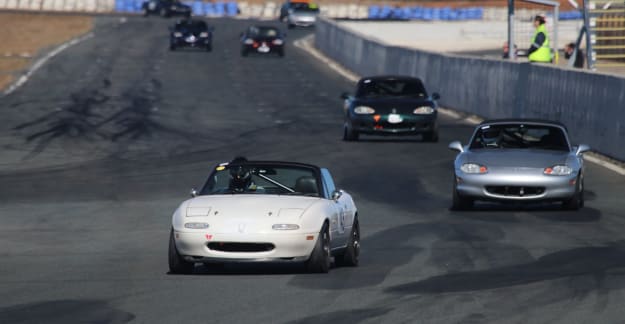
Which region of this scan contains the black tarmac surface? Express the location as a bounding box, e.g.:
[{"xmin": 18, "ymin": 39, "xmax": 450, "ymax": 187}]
[{"xmin": 2, "ymin": 16, "xmax": 625, "ymax": 324}]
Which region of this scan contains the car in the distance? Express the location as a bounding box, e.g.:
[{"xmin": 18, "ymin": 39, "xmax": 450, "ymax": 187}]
[
  {"xmin": 240, "ymin": 26, "xmax": 286, "ymax": 57},
  {"xmin": 449, "ymin": 119, "xmax": 590, "ymax": 210},
  {"xmin": 286, "ymin": 3, "xmax": 319, "ymax": 29},
  {"xmin": 341, "ymin": 76, "xmax": 440, "ymax": 142},
  {"xmin": 169, "ymin": 19, "xmax": 213, "ymax": 51},
  {"xmin": 168, "ymin": 158, "xmax": 360, "ymax": 274},
  {"xmin": 142, "ymin": 0, "xmax": 191, "ymax": 18}
]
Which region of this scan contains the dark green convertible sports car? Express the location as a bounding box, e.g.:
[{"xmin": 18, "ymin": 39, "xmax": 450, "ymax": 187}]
[{"xmin": 341, "ymin": 76, "xmax": 440, "ymax": 142}]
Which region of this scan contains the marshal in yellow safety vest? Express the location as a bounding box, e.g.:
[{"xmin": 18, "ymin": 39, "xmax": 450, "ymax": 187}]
[{"xmin": 528, "ymin": 18, "xmax": 551, "ymax": 63}]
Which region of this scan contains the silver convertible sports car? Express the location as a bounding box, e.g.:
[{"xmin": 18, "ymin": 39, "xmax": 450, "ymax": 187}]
[
  {"xmin": 169, "ymin": 158, "xmax": 360, "ymax": 274},
  {"xmin": 449, "ymin": 119, "xmax": 590, "ymax": 210}
]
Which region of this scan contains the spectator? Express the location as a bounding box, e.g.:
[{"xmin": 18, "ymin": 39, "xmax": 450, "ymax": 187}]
[
  {"xmin": 527, "ymin": 15, "xmax": 552, "ymax": 63},
  {"xmin": 564, "ymin": 42, "xmax": 585, "ymax": 68}
]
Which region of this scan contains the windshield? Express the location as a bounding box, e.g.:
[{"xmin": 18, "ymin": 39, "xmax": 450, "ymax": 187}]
[
  {"xmin": 250, "ymin": 27, "xmax": 279, "ymax": 38},
  {"xmin": 200, "ymin": 164, "xmax": 320, "ymax": 197},
  {"xmin": 356, "ymin": 78, "xmax": 427, "ymax": 98},
  {"xmin": 469, "ymin": 124, "xmax": 570, "ymax": 151},
  {"xmin": 175, "ymin": 21, "xmax": 207, "ymax": 33}
]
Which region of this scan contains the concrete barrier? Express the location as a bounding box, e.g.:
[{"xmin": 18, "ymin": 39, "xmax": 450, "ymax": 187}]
[{"xmin": 315, "ymin": 17, "xmax": 625, "ymax": 161}]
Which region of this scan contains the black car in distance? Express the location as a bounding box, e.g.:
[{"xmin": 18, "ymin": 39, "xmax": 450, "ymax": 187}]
[
  {"xmin": 142, "ymin": 0, "xmax": 191, "ymax": 18},
  {"xmin": 341, "ymin": 76, "xmax": 441, "ymax": 142},
  {"xmin": 169, "ymin": 19, "xmax": 213, "ymax": 51},
  {"xmin": 240, "ymin": 26, "xmax": 285, "ymax": 57}
]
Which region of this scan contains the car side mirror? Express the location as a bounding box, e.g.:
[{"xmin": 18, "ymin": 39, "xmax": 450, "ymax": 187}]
[
  {"xmin": 448, "ymin": 141, "xmax": 464, "ymax": 153},
  {"xmin": 190, "ymin": 188, "xmax": 198, "ymax": 197},
  {"xmin": 432, "ymin": 92, "xmax": 441, "ymax": 100},
  {"xmin": 331, "ymin": 190, "xmax": 342, "ymax": 201},
  {"xmin": 576, "ymin": 144, "xmax": 590, "ymax": 155},
  {"xmin": 340, "ymin": 92, "xmax": 350, "ymax": 100}
]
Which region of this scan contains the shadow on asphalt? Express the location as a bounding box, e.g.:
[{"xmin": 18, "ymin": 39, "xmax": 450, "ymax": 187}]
[
  {"xmin": 385, "ymin": 241, "xmax": 625, "ymax": 295},
  {"xmin": 0, "ymin": 300, "xmax": 135, "ymax": 324}
]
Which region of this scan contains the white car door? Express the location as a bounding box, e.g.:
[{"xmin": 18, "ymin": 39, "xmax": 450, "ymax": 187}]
[{"xmin": 321, "ymin": 169, "xmax": 349, "ymax": 249}]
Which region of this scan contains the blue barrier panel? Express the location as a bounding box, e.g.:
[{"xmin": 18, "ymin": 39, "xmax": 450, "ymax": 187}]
[
  {"xmin": 214, "ymin": 2, "xmax": 225, "ymax": 16},
  {"xmin": 422, "ymin": 7, "xmax": 432, "ymax": 20},
  {"xmin": 380, "ymin": 5, "xmax": 392, "ymax": 19},
  {"xmin": 469, "ymin": 7, "xmax": 483, "ymax": 20},
  {"xmin": 125, "ymin": 0, "xmax": 137, "ymax": 13},
  {"xmin": 115, "ymin": 0, "xmax": 125, "ymax": 12},
  {"xmin": 204, "ymin": 3, "xmax": 215, "ymax": 15},
  {"xmin": 431, "ymin": 7, "xmax": 440, "ymax": 20},
  {"xmin": 192, "ymin": 1, "xmax": 204, "ymax": 15},
  {"xmin": 368, "ymin": 5, "xmax": 380, "ymax": 19},
  {"xmin": 410, "ymin": 6, "xmax": 422, "ymax": 20},
  {"xmin": 226, "ymin": 2, "xmax": 238, "ymax": 16},
  {"xmin": 440, "ymin": 7, "xmax": 451, "ymax": 20}
]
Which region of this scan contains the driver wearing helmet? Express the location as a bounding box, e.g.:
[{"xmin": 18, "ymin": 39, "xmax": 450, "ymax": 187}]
[
  {"xmin": 228, "ymin": 157, "xmax": 258, "ymax": 193},
  {"xmin": 480, "ymin": 128, "xmax": 502, "ymax": 148}
]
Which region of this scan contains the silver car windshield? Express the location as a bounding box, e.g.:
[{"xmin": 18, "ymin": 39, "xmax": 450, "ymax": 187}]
[
  {"xmin": 200, "ymin": 165, "xmax": 319, "ymax": 197},
  {"xmin": 469, "ymin": 124, "xmax": 569, "ymax": 151}
]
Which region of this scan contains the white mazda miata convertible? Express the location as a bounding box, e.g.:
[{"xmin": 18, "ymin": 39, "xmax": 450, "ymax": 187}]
[{"xmin": 169, "ymin": 158, "xmax": 360, "ymax": 274}]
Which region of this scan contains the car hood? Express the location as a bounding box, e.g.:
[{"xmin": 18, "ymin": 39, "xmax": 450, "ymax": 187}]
[
  {"xmin": 462, "ymin": 149, "xmax": 571, "ymax": 168},
  {"xmin": 353, "ymin": 97, "xmax": 434, "ymax": 114},
  {"xmin": 184, "ymin": 194, "xmax": 320, "ymax": 219}
]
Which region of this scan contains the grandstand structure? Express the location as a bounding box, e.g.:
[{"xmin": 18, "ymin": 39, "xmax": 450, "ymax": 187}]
[{"xmin": 585, "ymin": 0, "xmax": 625, "ymax": 69}]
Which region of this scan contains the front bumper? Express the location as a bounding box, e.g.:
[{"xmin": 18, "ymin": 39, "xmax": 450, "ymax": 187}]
[
  {"xmin": 174, "ymin": 230, "xmax": 317, "ymax": 262},
  {"xmin": 243, "ymin": 43, "xmax": 283, "ymax": 54},
  {"xmin": 455, "ymin": 171, "xmax": 578, "ymax": 201},
  {"xmin": 172, "ymin": 37, "xmax": 211, "ymax": 47},
  {"xmin": 289, "ymin": 17, "xmax": 317, "ymax": 27},
  {"xmin": 349, "ymin": 113, "xmax": 437, "ymax": 135}
]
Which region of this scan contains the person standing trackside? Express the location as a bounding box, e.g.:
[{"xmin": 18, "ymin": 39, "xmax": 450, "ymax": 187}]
[
  {"xmin": 527, "ymin": 15, "xmax": 552, "ymax": 63},
  {"xmin": 564, "ymin": 42, "xmax": 585, "ymax": 68}
]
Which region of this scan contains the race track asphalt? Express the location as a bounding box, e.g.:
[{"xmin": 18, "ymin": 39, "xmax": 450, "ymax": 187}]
[{"xmin": 1, "ymin": 16, "xmax": 625, "ymax": 324}]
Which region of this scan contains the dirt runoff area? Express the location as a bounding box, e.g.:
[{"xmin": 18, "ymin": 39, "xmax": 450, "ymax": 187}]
[{"xmin": 0, "ymin": 12, "xmax": 93, "ymax": 91}]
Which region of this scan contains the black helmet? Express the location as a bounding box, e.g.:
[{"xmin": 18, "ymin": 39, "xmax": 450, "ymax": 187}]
[{"xmin": 229, "ymin": 157, "xmax": 251, "ymax": 192}]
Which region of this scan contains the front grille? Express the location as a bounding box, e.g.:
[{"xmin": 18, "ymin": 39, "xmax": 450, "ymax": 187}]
[
  {"xmin": 207, "ymin": 242, "xmax": 275, "ymax": 253},
  {"xmin": 485, "ymin": 186, "xmax": 545, "ymax": 197}
]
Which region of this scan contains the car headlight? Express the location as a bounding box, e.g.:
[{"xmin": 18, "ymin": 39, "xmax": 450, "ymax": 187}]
[
  {"xmin": 184, "ymin": 222, "xmax": 209, "ymax": 229},
  {"xmin": 272, "ymin": 39, "xmax": 284, "ymax": 45},
  {"xmin": 199, "ymin": 32, "xmax": 209, "ymax": 38},
  {"xmin": 244, "ymin": 38, "xmax": 254, "ymax": 45},
  {"xmin": 544, "ymin": 165, "xmax": 573, "ymax": 175},
  {"xmin": 272, "ymin": 224, "xmax": 300, "ymax": 230},
  {"xmin": 461, "ymin": 163, "xmax": 488, "ymax": 174},
  {"xmin": 354, "ymin": 106, "xmax": 375, "ymax": 114},
  {"xmin": 173, "ymin": 32, "xmax": 183, "ymax": 37},
  {"xmin": 413, "ymin": 106, "xmax": 434, "ymax": 114}
]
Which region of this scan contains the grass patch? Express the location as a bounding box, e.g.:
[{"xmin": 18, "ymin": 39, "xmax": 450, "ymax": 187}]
[{"xmin": 0, "ymin": 12, "xmax": 93, "ymax": 91}]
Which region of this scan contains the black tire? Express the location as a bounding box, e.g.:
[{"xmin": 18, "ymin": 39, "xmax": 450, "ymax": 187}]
[
  {"xmin": 288, "ymin": 24, "xmax": 295, "ymax": 29},
  {"xmin": 168, "ymin": 229, "xmax": 194, "ymax": 274},
  {"xmin": 451, "ymin": 180, "xmax": 473, "ymax": 210},
  {"xmin": 160, "ymin": 8, "xmax": 169, "ymax": 17},
  {"xmin": 343, "ymin": 123, "xmax": 359, "ymax": 141},
  {"xmin": 241, "ymin": 49, "xmax": 248, "ymax": 57},
  {"xmin": 277, "ymin": 49, "xmax": 285, "ymax": 57},
  {"xmin": 423, "ymin": 130, "xmax": 439, "ymax": 142},
  {"xmin": 142, "ymin": 8, "xmax": 149, "ymax": 17},
  {"xmin": 206, "ymin": 44, "xmax": 212, "ymax": 52},
  {"xmin": 306, "ymin": 223, "xmax": 331, "ymax": 273},
  {"xmin": 335, "ymin": 218, "xmax": 360, "ymax": 267},
  {"xmin": 169, "ymin": 44, "xmax": 176, "ymax": 51},
  {"xmin": 562, "ymin": 175, "xmax": 583, "ymax": 210}
]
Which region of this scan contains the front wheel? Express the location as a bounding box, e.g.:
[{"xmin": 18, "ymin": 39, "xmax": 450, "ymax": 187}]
[
  {"xmin": 451, "ymin": 179, "xmax": 473, "ymax": 210},
  {"xmin": 422, "ymin": 130, "xmax": 439, "ymax": 142},
  {"xmin": 160, "ymin": 8, "xmax": 169, "ymax": 17},
  {"xmin": 142, "ymin": 8, "xmax": 149, "ymax": 17},
  {"xmin": 562, "ymin": 175, "xmax": 584, "ymax": 210},
  {"xmin": 306, "ymin": 223, "xmax": 331, "ymax": 273},
  {"xmin": 343, "ymin": 123, "xmax": 359, "ymax": 141},
  {"xmin": 205, "ymin": 44, "xmax": 212, "ymax": 52},
  {"xmin": 241, "ymin": 49, "xmax": 248, "ymax": 57},
  {"xmin": 335, "ymin": 218, "xmax": 360, "ymax": 267},
  {"xmin": 168, "ymin": 229, "xmax": 194, "ymax": 274}
]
